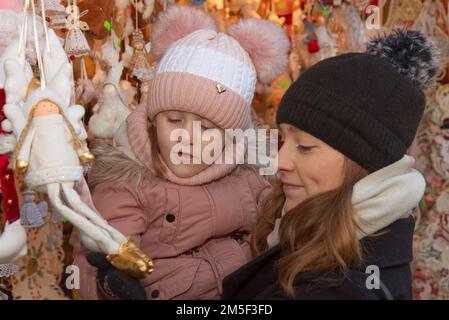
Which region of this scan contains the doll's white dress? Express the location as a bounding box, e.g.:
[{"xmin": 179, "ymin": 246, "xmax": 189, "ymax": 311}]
[{"xmin": 16, "ymin": 114, "xmax": 83, "ymax": 193}]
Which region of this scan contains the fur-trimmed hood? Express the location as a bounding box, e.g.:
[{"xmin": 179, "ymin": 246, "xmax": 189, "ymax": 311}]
[{"xmin": 88, "ymin": 138, "xmax": 155, "ymax": 191}]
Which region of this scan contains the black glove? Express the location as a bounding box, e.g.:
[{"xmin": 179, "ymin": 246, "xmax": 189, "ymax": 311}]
[{"xmin": 87, "ymin": 252, "xmax": 148, "ymax": 300}]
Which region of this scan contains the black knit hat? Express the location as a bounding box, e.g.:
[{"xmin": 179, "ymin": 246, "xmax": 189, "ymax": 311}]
[{"xmin": 276, "ymin": 29, "xmax": 439, "ymax": 172}]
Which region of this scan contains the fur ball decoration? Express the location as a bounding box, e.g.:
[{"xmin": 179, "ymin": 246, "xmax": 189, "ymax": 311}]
[
  {"xmin": 366, "ymin": 29, "xmax": 439, "ymax": 91},
  {"xmin": 152, "ymin": 5, "xmax": 217, "ymax": 60},
  {"xmin": 228, "ymin": 18, "xmax": 290, "ymax": 84}
]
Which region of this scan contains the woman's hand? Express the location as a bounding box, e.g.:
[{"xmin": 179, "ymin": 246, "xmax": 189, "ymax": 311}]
[{"xmin": 87, "ymin": 252, "xmax": 148, "ymax": 300}]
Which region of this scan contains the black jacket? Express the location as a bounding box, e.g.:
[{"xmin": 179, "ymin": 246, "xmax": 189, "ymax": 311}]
[{"xmin": 222, "ymin": 216, "xmax": 415, "ymax": 300}]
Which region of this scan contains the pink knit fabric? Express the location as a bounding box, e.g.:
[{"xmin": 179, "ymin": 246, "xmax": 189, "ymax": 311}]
[{"xmin": 149, "ymin": 72, "xmax": 251, "ymax": 130}]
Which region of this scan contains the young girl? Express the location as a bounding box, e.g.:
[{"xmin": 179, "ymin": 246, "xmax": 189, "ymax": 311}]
[
  {"xmin": 75, "ymin": 5, "xmax": 289, "ymax": 300},
  {"xmin": 223, "ymin": 29, "xmax": 438, "ymax": 300}
]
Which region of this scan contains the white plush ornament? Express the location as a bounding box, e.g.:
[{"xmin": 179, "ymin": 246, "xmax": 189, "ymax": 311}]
[
  {"xmin": 0, "ymin": 8, "xmax": 47, "ymax": 65},
  {"xmin": 99, "ymin": 40, "xmax": 120, "ymax": 69},
  {"xmin": 0, "ymin": 38, "xmax": 33, "ymax": 102},
  {"xmin": 89, "ymin": 61, "xmax": 133, "ymax": 139},
  {"xmin": 0, "ymin": 220, "xmax": 27, "ymax": 267}
]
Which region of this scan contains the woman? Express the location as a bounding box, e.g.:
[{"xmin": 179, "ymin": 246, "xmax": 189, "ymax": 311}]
[{"xmin": 222, "ymin": 29, "xmax": 439, "ymax": 300}]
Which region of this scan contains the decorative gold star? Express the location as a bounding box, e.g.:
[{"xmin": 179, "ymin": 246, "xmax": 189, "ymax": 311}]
[
  {"xmin": 7, "ymin": 199, "xmax": 13, "ymax": 205},
  {"xmin": 4, "ymin": 174, "xmax": 10, "ymax": 180}
]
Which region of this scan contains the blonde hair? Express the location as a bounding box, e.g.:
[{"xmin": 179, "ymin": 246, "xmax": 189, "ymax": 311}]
[
  {"xmin": 251, "ymin": 158, "xmax": 368, "ymax": 296},
  {"xmin": 13, "ymin": 100, "xmax": 84, "ymax": 168}
]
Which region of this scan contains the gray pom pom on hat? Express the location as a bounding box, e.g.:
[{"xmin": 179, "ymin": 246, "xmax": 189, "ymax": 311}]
[{"xmin": 366, "ymin": 29, "xmax": 439, "ymax": 91}]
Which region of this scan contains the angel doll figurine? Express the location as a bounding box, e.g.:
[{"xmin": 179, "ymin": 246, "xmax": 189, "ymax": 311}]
[
  {"xmin": 129, "ymin": 29, "xmax": 154, "ymax": 81},
  {"xmin": 1, "ymin": 26, "xmax": 153, "ymax": 279},
  {"xmin": 89, "ymin": 60, "xmax": 133, "ymax": 140},
  {"xmin": 64, "ymin": 0, "xmax": 90, "ymax": 58}
]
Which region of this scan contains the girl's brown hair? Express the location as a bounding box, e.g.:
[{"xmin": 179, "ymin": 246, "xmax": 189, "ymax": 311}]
[
  {"xmin": 148, "ymin": 121, "xmax": 167, "ymax": 177},
  {"xmin": 251, "ymin": 158, "xmax": 368, "ymax": 296}
]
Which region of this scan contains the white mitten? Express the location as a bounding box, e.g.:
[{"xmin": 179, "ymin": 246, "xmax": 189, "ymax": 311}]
[
  {"xmin": 66, "ymin": 104, "xmax": 87, "ymax": 140},
  {"xmin": 42, "ymin": 29, "xmax": 70, "ymax": 85},
  {"xmin": 0, "ymin": 134, "xmax": 17, "ymax": 154},
  {"xmin": 3, "ymin": 103, "xmax": 26, "ymax": 137},
  {"xmin": 3, "ymin": 59, "xmax": 32, "ymax": 104},
  {"xmin": 48, "ymin": 63, "xmax": 73, "ymax": 109},
  {"xmin": 0, "ymin": 220, "xmax": 27, "ymax": 265},
  {"xmin": 0, "ymin": 38, "xmax": 33, "ymax": 89}
]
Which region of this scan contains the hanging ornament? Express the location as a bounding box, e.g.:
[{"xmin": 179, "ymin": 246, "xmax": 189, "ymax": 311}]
[
  {"xmin": 307, "ymin": 38, "xmax": 320, "ymax": 53},
  {"xmin": 130, "ymin": 19, "xmax": 154, "ymax": 81},
  {"xmin": 64, "ymin": 0, "xmax": 90, "ymax": 58},
  {"xmin": 20, "ymin": 190, "xmax": 48, "ymax": 228}
]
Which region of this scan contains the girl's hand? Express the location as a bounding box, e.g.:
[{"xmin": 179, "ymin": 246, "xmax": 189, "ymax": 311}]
[{"xmin": 3, "ymin": 103, "xmax": 26, "ymax": 138}]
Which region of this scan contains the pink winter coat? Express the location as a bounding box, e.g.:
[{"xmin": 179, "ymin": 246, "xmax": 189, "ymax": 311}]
[{"xmin": 74, "ymin": 137, "xmax": 272, "ymax": 299}]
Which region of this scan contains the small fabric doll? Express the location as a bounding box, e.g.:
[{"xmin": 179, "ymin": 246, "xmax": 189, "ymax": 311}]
[
  {"xmin": 64, "ymin": 0, "xmax": 90, "ymax": 58},
  {"xmin": 20, "ymin": 190, "xmax": 48, "ymax": 228},
  {"xmin": 129, "ymin": 30, "xmax": 154, "ymax": 82},
  {"xmin": 89, "ymin": 60, "xmax": 133, "ymax": 140}
]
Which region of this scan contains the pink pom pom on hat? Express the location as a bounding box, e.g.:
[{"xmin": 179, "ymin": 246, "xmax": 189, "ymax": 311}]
[{"xmin": 144, "ymin": 5, "xmax": 290, "ymax": 131}]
